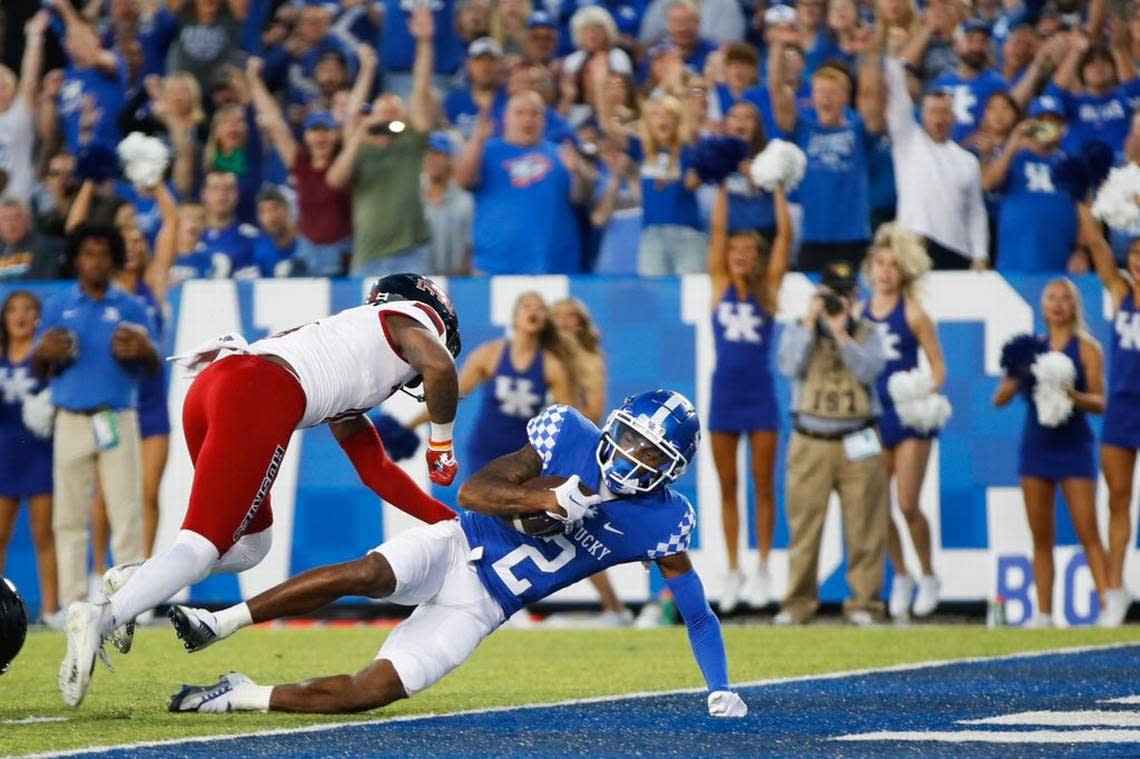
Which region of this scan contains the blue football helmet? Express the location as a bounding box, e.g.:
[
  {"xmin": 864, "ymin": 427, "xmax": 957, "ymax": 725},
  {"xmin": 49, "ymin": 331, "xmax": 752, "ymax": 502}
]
[{"xmin": 596, "ymin": 390, "xmax": 700, "ymax": 495}]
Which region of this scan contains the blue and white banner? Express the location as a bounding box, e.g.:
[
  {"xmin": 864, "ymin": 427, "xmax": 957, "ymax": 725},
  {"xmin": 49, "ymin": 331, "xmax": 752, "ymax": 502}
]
[{"xmin": 3, "ymin": 274, "xmax": 1137, "ymax": 625}]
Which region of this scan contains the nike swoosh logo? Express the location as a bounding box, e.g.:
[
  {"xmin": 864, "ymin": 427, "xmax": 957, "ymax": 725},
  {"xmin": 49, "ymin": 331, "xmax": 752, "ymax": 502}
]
[{"xmin": 603, "ymin": 522, "xmax": 623, "ymax": 535}]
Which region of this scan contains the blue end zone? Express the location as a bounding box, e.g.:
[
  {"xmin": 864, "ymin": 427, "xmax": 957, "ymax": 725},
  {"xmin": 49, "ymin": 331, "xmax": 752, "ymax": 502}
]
[{"xmin": 73, "ymin": 644, "xmax": 1140, "ymax": 758}]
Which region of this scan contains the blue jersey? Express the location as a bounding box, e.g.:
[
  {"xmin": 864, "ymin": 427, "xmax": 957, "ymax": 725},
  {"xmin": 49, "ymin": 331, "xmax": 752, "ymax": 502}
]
[
  {"xmin": 864, "ymin": 297, "xmax": 929, "ymax": 447},
  {"xmin": 1046, "ymin": 80, "xmax": 1140, "ymax": 157},
  {"xmin": 996, "ymin": 149, "xmax": 1076, "ymax": 272},
  {"xmin": 472, "ymin": 139, "xmax": 581, "ymax": 274},
  {"xmin": 725, "ymin": 172, "xmax": 775, "ymax": 232},
  {"xmin": 0, "ymin": 354, "xmax": 52, "ymax": 497},
  {"xmin": 199, "ymin": 222, "xmax": 260, "ymax": 275},
  {"xmin": 708, "ymin": 285, "xmax": 777, "ymax": 432},
  {"xmin": 460, "ymin": 405, "xmax": 696, "ymax": 617},
  {"xmin": 469, "ymin": 343, "xmax": 548, "ymax": 474},
  {"xmin": 628, "ymin": 136, "xmax": 700, "ymax": 230},
  {"xmin": 792, "ymin": 110, "xmax": 874, "ymax": 243},
  {"xmin": 931, "ymin": 68, "xmax": 1009, "ymax": 143},
  {"xmin": 253, "ymin": 234, "xmax": 298, "ymax": 277},
  {"xmin": 59, "ymin": 57, "xmax": 130, "ymax": 153}
]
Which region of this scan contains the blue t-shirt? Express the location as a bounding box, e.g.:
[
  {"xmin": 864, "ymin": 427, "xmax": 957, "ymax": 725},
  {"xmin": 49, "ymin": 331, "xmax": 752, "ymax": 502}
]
[
  {"xmin": 725, "ymin": 172, "xmax": 775, "ymax": 232},
  {"xmin": 739, "ymin": 82, "xmax": 813, "ymax": 143},
  {"xmin": 380, "ymin": 0, "xmax": 467, "ymax": 74},
  {"xmin": 198, "ymin": 222, "xmax": 261, "ymax": 276},
  {"xmin": 996, "ymin": 148, "xmax": 1077, "ymax": 272},
  {"xmin": 263, "ymin": 35, "xmax": 357, "ymax": 107},
  {"xmin": 1046, "ymin": 80, "xmax": 1140, "ymax": 157},
  {"xmin": 868, "ymin": 134, "xmax": 897, "ymax": 213},
  {"xmin": 36, "ymin": 284, "xmax": 155, "ymax": 411},
  {"xmin": 253, "ymin": 234, "xmax": 298, "ymax": 277},
  {"xmin": 59, "ymin": 57, "xmax": 130, "ymax": 153},
  {"xmin": 472, "ymin": 139, "xmax": 581, "ymax": 274},
  {"xmin": 114, "ymin": 182, "xmax": 164, "ymax": 246},
  {"xmin": 459, "ymin": 405, "xmax": 696, "ymax": 617},
  {"xmin": 491, "ymin": 103, "xmax": 575, "ymax": 146},
  {"xmin": 101, "ymin": 7, "xmax": 179, "ymax": 79},
  {"xmin": 628, "ymin": 135, "xmax": 700, "ymax": 229},
  {"xmin": 791, "ymin": 109, "xmax": 875, "ymax": 243},
  {"xmin": 445, "ymin": 88, "xmax": 509, "ymax": 141},
  {"xmin": 931, "ymin": 68, "xmax": 1010, "ymax": 143}
]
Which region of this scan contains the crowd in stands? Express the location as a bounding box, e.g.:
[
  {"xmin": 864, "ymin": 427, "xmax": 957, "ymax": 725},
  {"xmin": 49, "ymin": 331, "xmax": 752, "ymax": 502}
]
[{"xmin": 2, "ymin": 0, "xmax": 1139, "ymax": 282}]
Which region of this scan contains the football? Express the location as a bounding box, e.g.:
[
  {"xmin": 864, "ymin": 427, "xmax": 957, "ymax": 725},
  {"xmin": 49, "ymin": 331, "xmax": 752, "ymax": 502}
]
[{"xmin": 503, "ymin": 476, "xmax": 595, "ymax": 537}]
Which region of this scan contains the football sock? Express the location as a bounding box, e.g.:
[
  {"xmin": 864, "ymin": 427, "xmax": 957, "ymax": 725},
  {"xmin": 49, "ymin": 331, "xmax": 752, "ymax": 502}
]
[
  {"xmin": 229, "ymin": 681, "xmax": 273, "ymax": 712},
  {"xmin": 214, "ymin": 602, "xmax": 253, "ymax": 638},
  {"xmin": 103, "ymin": 530, "xmax": 219, "ymax": 636},
  {"xmin": 339, "ymin": 425, "xmax": 456, "ymax": 524}
]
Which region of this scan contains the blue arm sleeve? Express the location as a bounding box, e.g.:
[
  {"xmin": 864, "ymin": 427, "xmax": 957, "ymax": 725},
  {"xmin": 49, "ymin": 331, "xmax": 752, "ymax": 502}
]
[{"xmin": 664, "ymin": 569, "xmax": 730, "ymax": 692}]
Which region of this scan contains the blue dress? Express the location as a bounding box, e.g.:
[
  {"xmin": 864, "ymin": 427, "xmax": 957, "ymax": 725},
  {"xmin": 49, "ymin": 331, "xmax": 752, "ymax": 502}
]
[
  {"xmin": 1018, "ymin": 336, "xmax": 1096, "ymax": 480},
  {"xmin": 0, "ymin": 355, "xmax": 53, "ymax": 498},
  {"xmin": 865, "ymin": 297, "xmax": 935, "ymax": 449},
  {"xmin": 1103, "ymin": 291, "xmax": 1140, "ymax": 449},
  {"xmin": 708, "ymin": 285, "xmax": 778, "ymax": 433},
  {"xmin": 134, "ymin": 281, "xmax": 171, "ymax": 439},
  {"xmin": 467, "ymin": 343, "xmax": 549, "ymax": 475}
]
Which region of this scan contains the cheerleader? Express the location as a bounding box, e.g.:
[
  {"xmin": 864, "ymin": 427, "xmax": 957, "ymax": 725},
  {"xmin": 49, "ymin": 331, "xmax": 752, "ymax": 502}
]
[
  {"xmin": 1080, "ymin": 202, "xmax": 1140, "ymax": 626},
  {"xmin": 706, "ymin": 177, "xmax": 791, "ymax": 612},
  {"xmin": 993, "ymin": 278, "xmax": 1110, "ymax": 626},
  {"xmin": 0, "ymin": 291, "xmax": 59, "ymax": 625},
  {"xmin": 859, "ymin": 225, "xmax": 946, "ymax": 619}
]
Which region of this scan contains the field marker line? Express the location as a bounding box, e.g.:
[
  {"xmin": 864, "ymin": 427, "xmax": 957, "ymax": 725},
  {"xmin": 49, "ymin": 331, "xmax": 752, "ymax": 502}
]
[{"xmin": 20, "ymin": 640, "xmax": 1139, "ymax": 758}]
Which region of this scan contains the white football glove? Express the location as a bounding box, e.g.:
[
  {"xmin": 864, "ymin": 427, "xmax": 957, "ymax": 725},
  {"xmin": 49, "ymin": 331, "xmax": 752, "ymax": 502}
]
[
  {"xmin": 547, "ymin": 475, "xmax": 601, "ymax": 525},
  {"xmin": 708, "ymin": 690, "xmax": 748, "ymax": 718}
]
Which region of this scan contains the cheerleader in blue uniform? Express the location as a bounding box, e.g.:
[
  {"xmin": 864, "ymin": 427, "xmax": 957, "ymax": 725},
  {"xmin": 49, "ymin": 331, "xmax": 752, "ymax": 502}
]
[
  {"xmin": 91, "ymin": 216, "xmax": 174, "ymax": 586},
  {"xmin": 0, "ymin": 291, "xmax": 59, "ymax": 624},
  {"xmin": 707, "ymin": 179, "xmax": 791, "ymax": 613},
  {"xmin": 859, "ymin": 225, "xmax": 947, "ymax": 620},
  {"xmin": 994, "ymin": 278, "xmax": 1110, "ymax": 627},
  {"xmin": 1081, "ymin": 202, "xmax": 1140, "ymax": 626}
]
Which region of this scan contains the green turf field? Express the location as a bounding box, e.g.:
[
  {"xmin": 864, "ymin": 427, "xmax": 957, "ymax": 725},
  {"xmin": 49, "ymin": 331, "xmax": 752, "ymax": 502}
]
[{"xmin": 2, "ymin": 624, "xmax": 1138, "ymax": 756}]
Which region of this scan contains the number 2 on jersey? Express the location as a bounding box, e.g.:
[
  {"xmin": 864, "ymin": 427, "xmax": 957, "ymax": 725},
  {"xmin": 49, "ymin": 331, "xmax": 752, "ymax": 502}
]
[{"xmin": 492, "ymin": 536, "xmax": 576, "ymax": 595}]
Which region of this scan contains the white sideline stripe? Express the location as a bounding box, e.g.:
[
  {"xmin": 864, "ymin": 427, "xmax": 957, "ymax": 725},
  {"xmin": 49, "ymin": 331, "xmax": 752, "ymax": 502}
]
[
  {"xmin": 834, "ymin": 729, "xmax": 1140, "ymax": 744},
  {"xmin": 23, "ymin": 641, "xmax": 1138, "ymax": 758},
  {"xmin": 1, "ymin": 718, "xmax": 69, "ymax": 726},
  {"xmin": 959, "ymin": 710, "xmax": 1140, "ymax": 727},
  {"xmin": 1103, "ymin": 696, "xmax": 1140, "ymax": 705}
]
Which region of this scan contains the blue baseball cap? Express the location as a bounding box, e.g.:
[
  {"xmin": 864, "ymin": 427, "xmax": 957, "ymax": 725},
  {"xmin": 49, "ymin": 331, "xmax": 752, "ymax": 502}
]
[
  {"xmin": 956, "ymin": 19, "xmax": 992, "ymax": 38},
  {"xmin": 1028, "ymin": 95, "xmax": 1064, "ymax": 118},
  {"xmin": 303, "ymin": 110, "xmax": 338, "ymax": 131},
  {"xmin": 527, "ymin": 10, "xmax": 556, "ymax": 29},
  {"xmin": 427, "ymin": 132, "xmax": 455, "ymax": 155}
]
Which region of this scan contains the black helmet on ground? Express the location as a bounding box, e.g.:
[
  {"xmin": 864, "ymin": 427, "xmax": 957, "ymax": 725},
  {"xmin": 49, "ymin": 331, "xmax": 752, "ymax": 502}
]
[{"xmin": 0, "ymin": 577, "xmax": 27, "ymax": 675}]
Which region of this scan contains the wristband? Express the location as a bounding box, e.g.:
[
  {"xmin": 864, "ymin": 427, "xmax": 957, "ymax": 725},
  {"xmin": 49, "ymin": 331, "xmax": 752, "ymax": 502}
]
[{"xmin": 429, "ymin": 420, "xmax": 454, "ymax": 446}]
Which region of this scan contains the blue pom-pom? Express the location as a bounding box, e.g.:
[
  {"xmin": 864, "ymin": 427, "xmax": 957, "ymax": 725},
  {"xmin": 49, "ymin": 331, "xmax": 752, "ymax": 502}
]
[
  {"xmin": 371, "ymin": 412, "xmax": 420, "ymax": 462},
  {"xmin": 999, "ymin": 333, "xmax": 1046, "ymax": 381},
  {"xmin": 1053, "ymin": 155, "xmax": 1089, "ymax": 202},
  {"xmin": 1082, "ymin": 139, "xmax": 1113, "ymax": 191},
  {"xmin": 691, "ymin": 135, "xmax": 750, "ymax": 185},
  {"xmin": 76, "ymin": 143, "xmax": 119, "ymax": 184}
]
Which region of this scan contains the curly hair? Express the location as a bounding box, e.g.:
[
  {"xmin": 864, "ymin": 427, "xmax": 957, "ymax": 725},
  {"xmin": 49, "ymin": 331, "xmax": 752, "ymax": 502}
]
[{"xmin": 862, "ymin": 223, "xmax": 931, "ymax": 296}]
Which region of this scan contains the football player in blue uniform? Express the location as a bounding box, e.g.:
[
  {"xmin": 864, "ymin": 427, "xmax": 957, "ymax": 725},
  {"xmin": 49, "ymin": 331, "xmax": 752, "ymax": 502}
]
[{"xmin": 166, "ymin": 390, "xmax": 747, "ymax": 718}]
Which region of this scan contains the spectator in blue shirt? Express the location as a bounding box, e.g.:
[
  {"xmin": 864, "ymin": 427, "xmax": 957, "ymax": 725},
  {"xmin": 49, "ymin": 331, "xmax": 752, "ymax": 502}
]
[
  {"xmin": 932, "ymin": 21, "xmax": 1011, "ymax": 143},
  {"xmin": 710, "ymin": 42, "xmax": 760, "ymax": 123},
  {"xmin": 202, "ymin": 102, "xmax": 265, "ymax": 225},
  {"xmin": 638, "ymin": 0, "xmax": 719, "ymax": 80},
  {"xmin": 253, "ymin": 187, "xmax": 299, "ymax": 277},
  {"xmin": 769, "ymin": 29, "xmax": 884, "ymax": 271},
  {"xmin": 455, "ymin": 92, "xmax": 591, "ymax": 274},
  {"xmin": 1047, "ymin": 33, "xmax": 1140, "ymax": 157},
  {"xmin": 262, "ymin": 5, "xmax": 357, "ymax": 110},
  {"xmin": 444, "ymin": 37, "xmax": 509, "ymax": 140},
  {"xmin": 31, "ymin": 223, "xmax": 157, "ymax": 609},
  {"xmin": 741, "ymin": 39, "xmax": 810, "ymax": 139},
  {"xmin": 981, "ymin": 96, "xmax": 1079, "ymax": 272},
  {"xmin": 381, "ymin": 0, "xmax": 468, "ymax": 95},
  {"xmin": 191, "ymin": 171, "xmax": 261, "ymax": 279},
  {"xmin": 100, "ymin": 0, "xmax": 180, "ymax": 80},
  {"xmin": 521, "ymin": 10, "xmax": 562, "ymax": 68}
]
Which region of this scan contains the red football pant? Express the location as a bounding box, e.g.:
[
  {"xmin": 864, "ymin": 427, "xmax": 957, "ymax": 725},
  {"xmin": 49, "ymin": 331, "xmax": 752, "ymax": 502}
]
[
  {"xmin": 338, "ymin": 425, "xmax": 456, "ymax": 524},
  {"xmin": 180, "ymin": 355, "xmax": 306, "ymax": 554}
]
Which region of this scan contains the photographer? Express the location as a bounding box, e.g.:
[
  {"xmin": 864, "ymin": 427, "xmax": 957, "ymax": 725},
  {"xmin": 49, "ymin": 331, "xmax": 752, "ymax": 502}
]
[{"xmin": 774, "ymin": 261, "xmax": 889, "ymax": 626}]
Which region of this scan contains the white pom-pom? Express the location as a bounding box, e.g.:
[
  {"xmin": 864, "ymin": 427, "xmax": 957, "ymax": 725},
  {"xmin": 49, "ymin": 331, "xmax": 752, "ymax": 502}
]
[
  {"xmin": 1092, "ymin": 164, "xmax": 1140, "ymax": 231},
  {"xmin": 117, "ymin": 132, "xmax": 170, "ymax": 189},
  {"xmin": 749, "ymin": 139, "xmax": 806, "ymax": 192},
  {"xmin": 21, "ymin": 388, "xmax": 54, "ymax": 439},
  {"xmin": 1030, "ymin": 350, "xmax": 1077, "ymax": 427},
  {"xmin": 887, "ymin": 368, "xmax": 934, "ymax": 405},
  {"xmin": 895, "ymin": 394, "xmax": 953, "ymax": 433}
]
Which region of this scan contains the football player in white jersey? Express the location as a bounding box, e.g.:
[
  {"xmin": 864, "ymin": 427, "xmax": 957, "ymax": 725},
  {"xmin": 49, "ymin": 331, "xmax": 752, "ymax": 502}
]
[
  {"xmin": 59, "ymin": 274, "xmax": 463, "ymax": 708},
  {"xmin": 166, "ymin": 391, "xmax": 748, "ymax": 719}
]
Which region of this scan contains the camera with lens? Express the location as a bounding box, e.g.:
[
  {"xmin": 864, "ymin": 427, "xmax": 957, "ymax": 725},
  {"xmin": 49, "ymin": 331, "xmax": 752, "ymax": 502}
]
[
  {"xmin": 367, "ymin": 120, "xmax": 407, "ymax": 136},
  {"xmin": 822, "ymin": 290, "xmax": 846, "ymax": 316}
]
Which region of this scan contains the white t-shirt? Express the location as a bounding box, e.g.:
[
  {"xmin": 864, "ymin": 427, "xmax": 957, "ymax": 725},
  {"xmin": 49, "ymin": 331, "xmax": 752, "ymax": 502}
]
[
  {"xmin": 249, "ymin": 301, "xmax": 447, "ymax": 428},
  {"xmin": 0, "ymin": 99, "xmax": 37, "ymax": 201}
]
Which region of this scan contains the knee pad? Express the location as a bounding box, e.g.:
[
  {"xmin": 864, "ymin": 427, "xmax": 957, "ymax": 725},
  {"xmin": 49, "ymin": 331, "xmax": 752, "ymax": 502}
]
[{"xmin": 212, "ymin": 529, "xmax": 273, "ymax": 575}]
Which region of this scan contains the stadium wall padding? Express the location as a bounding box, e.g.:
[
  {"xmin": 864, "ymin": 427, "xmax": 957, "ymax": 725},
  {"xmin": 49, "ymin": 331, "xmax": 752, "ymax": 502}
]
[{"xmin": 3, "ymin": 273, "xmax": 1138, "ymax": 626}]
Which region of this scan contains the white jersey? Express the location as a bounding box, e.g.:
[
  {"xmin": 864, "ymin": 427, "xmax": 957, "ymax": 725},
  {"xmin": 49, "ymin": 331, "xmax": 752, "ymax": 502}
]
[{"xmin": 248, "ymin": 301, "xmax": 446, "ymax": 428}]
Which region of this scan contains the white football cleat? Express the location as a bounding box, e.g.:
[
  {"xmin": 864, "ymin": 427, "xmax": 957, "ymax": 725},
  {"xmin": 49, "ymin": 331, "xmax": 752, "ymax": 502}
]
[
  {"xmin": 59, "ymin": 602, "xmax": 107, "ymax": 708},
  {"xmin": 888, "ymin": 574, "xmax": 915, "ymax": 619},
  {"xmin": 1025, "ymin": 612, "xmax": 1054, "ymax": 629},
  {"xmin": 101, "ymin": 560, "xmax": 146, "ymax": 654},
  {"xmin": 747, "ymin": 562, "xmax": 771, "ymax": 608},
  {"xmin": 719, "ymin": 570, "xmax": 745, "ymax": 614},
  {"xmin": 168, "ymin": 672, "xmax": 257, "ymax": 713},
  {"xmin": 596, "ymin": 608, "xmax": 634, "ymax": 628},
  {"xmin": 168, "ymin": 606, "xmax": 222, "ymax": 653},
  {"xmin": 846, "ymin": 609, "xmax": 876, "ymax": 627},
  {"xmin": 1098, "ymin": 588, "xmax": 1129, "ymax": 628},
  {"xmin": 912, "ymin": 575, "xmax": 941, "ymax": 618},
  {"xmin": 771, "ymin": 609, "xmax": 798, "ymax": 626},
  {"xmin": 634, "ymin": 602, "xmax": 661, "ymax": 628}
]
